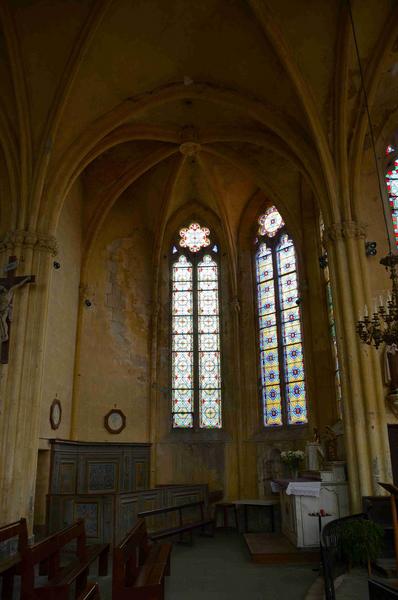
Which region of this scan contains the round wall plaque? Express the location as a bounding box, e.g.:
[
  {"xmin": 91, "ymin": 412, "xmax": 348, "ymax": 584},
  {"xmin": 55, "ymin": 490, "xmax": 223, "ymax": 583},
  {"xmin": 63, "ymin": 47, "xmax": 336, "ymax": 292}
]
[
  {"xmin": 104, "ymin": 409, "xmax": 126, "ymax": 434},
  {"xmin": 50, "ymin": 398, "xmax": 62, "ymax": 430}
]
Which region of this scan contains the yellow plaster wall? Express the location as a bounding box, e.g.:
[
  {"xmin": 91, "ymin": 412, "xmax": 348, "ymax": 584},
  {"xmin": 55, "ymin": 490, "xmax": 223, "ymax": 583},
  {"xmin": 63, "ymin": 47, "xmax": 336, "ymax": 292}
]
[
  {"xmin": 40, "ymin": 180, "xmax": 83, "ymax": 441},
  {"xmin": 73, "ymin": 188, "xmax": 153, "ymax": 442}
]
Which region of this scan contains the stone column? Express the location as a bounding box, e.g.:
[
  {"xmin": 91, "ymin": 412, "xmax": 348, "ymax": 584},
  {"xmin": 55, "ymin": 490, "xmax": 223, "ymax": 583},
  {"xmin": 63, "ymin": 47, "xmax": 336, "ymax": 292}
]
[
  {"xmin": 231, "ymin": 296, "xmax": 243, "ymax": 499},
  {"xmin": 0, "ymin": 230, "xmax": 56, "ymax": 529},
  {"xmin": 324, "ymin": 221, "xmax": 392, "ymax": 510}
]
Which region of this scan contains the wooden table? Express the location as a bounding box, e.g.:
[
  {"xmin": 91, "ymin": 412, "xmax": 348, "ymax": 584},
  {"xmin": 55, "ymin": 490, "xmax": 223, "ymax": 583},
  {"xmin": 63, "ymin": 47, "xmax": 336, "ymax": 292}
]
[
  {"xmin": 214, "ymin": 502, "xmax": 238, "ymax": 529},
  {"xmin": 233, "ymin": 499, "xmax": 279, "ymax": 533}
]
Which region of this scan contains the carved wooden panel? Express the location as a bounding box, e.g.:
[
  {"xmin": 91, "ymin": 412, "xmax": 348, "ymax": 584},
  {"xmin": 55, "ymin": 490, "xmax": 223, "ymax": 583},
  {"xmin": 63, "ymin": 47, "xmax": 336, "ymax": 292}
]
[
  {"xmin": 116, "ymin": 495, "xmax": 140, "ymax": 543},
  {"xmin": 49, "ymin": 440, "xmax": 150, "ymax": 495},
  {"xmin": 46, "ymin": 442, "xmax": 211, "ymax": 546},
  {"xmin": 50, "ymin": 453, "xmax": 77, "ymax": 494},
  {"xmin": 59, "ymin": 463, "xmax": 76, "ymax": 494},
  {"xmin": 87, "ymin": 462, "xmax": 118, "ymax": 493},
  {"xmin": 74, "ymin": 502, "xmax": 99, "ymax": 537},
  {"xmin": 134, "ymin": 460, "xmax": 148, "ymax": 490},
  {"xmin": 47, "ymin": 494, "xmax": 114, "ymax": 544}
]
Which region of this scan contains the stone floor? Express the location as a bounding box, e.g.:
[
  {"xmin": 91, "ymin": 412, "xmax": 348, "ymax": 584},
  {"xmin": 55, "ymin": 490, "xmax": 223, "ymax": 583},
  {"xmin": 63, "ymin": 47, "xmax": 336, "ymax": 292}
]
[
  {"xmin": 90, "ymin": 529, "xmax": 371, "ymax": 599},
  {"xmin": 4, "ymin": 529, "xmax": 372, "ymax": 599},
  {"xmin": 305, "ymin": 569, "xmax": 369, "ymax": 599},
  {"xmin": 89, "ymin": 529, "xmax": 319, "ymax": 599}
]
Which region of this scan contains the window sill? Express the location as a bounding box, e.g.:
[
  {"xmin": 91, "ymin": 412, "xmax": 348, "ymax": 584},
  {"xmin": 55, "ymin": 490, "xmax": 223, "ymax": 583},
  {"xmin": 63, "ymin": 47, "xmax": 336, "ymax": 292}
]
[
  {"xmin": 249, "ymin": 423, "xmax": 310, "ymax": 443},
  {"xmin": 163, "ymin": 428, "xmax": 232, "ymax": 443}
]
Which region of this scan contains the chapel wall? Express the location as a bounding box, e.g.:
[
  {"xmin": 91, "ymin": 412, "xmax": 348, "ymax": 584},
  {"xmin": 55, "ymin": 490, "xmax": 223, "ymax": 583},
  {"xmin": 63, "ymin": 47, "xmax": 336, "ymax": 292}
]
[
  {"xmin": 39, "ymin": 179, "xmax": 83, "ymax": 442},
  {"xmin": 72, "ymin": 185, "xmax": 153, "ymax": 442}
]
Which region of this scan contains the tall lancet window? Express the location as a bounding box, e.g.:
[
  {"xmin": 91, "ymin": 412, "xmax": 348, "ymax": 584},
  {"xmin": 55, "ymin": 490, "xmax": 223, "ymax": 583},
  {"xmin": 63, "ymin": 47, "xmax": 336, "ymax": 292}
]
[
  {"xmin": 385, "ymin": 144, "xmax": 398, "ymax": 248},
  {"xmin": 255, "ymin": 206, "xmax": 307, "ymax": 427},
  {"xmin": 171, "ymin": 223, "xmax": 222, "ymax": 429}
]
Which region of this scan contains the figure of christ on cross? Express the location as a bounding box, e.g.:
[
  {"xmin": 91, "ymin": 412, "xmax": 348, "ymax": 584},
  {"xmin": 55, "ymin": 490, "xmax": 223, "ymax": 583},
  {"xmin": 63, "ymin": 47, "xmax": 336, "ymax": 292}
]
[{"xmin": 0, "ymin": 256, "xmax": 35, "ymax": 364}]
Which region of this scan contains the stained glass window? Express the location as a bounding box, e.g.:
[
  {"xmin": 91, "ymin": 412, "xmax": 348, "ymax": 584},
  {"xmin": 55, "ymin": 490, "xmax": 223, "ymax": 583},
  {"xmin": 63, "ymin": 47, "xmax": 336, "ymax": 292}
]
[
  {"xmin": 320, "ymin": 217, "xmax": 343, "ymax": 418},
  {"xmin": 255, "ymin": 207, "xmax": 307, "ymax": 427},
  {"xmin": 385, "ymin": 146, "xmax": 398, "ymax": 248},
  {"xmin": 171, "ymin": 224, "xmax": 221, "ymax": 429},
  {"xmin": 171, "ymin": 255, "xmax": 194, "ymax": 427}
]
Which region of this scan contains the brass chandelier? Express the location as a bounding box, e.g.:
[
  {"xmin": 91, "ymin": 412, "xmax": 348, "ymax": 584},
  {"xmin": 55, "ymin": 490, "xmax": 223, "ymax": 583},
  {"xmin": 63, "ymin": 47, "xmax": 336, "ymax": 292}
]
[{"xmin": 356, "ymin": 254, "xmax": 398, "ymax": 349}]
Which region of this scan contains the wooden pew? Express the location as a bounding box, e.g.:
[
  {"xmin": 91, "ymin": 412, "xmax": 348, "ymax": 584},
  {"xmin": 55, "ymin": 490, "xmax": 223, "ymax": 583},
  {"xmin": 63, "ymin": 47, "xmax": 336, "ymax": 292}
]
[
  {"xmin": 21, "ymin": 520, "xmax": 109, "ymax": 600},
  {"xmin": 56, "ymin": 520, "xmax": 109, "ymax": 578},
  {"xmin": 0, "ymin": 518, "xmax": 28, "ymax": 600},
  {"xmin": 369, "ymin": 578, "xmax": 398, "ymax": 598},
  {"xmin": 112, "ymin": 519, "xmax": 171, "ymax": 600},
  {"xmin": 138, "ymin": 500, "xmax": 214, "ymax": 543},
  {"xmin": 77, "ymin": 582, "xmax": 100, "ymax": 600}
]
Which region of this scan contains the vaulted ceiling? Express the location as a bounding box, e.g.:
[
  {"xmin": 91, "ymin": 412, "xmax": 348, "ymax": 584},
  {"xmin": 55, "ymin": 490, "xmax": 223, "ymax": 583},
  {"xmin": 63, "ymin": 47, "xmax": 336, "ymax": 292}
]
[{"xmin": 1, "ymin": 0, "xmax": 398, "ymax": 256}]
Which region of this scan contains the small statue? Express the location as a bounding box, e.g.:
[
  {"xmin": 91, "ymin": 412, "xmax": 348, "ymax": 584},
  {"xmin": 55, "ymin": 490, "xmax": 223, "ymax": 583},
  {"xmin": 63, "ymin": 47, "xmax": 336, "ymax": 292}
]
[
  {"xmin": 324, "ymin": 426, "xmax": 338, "ymax": 461},
  {"xmin": 313, "ymin": 427, "xmax": 320, "ymax": 443}
]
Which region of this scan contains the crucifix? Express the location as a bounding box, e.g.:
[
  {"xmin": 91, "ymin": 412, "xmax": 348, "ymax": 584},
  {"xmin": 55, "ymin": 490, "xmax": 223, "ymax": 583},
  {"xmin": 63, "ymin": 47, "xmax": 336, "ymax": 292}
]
[{"xmin": 0, "ymin": 256, "xmax": 35, "ymax": 364}]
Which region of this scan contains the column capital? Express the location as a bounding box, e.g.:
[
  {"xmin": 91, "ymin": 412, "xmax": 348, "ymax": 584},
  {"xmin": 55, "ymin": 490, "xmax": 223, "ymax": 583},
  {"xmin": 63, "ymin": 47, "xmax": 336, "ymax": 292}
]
[
  {"xmin": 323, "ymin": 221, "xmax": 367, "ymax": 244},
  {"xmin": 0, "ymin": 230, "xmax": 58, "ymax": 256}
]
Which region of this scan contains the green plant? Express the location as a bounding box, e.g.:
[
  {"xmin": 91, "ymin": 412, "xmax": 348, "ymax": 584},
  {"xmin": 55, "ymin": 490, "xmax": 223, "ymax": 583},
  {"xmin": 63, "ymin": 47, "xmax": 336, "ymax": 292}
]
[
  {"xmin": 339, "ymin": 519, "xmax": 384, "ymax": 568},
  {"xmin": 280, "ymin": 450, "xmax": 305, "ymax": 471}
]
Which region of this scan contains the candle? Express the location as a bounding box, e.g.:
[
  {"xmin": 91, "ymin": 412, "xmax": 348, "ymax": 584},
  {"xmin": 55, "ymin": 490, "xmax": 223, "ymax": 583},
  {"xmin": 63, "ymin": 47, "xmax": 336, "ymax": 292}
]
[
  {"xmin": 379, "ymin": 295, "xmax": 384, "ymax": 307},
  {"xmin": 364, "ymin": 304, "xmax": 368, "ymax": 317}
]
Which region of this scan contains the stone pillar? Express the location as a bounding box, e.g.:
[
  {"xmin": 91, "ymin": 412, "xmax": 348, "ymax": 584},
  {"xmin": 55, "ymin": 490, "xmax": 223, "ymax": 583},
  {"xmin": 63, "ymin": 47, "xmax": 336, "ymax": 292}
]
[
  {"xmin": 0, "ymin": 230, "xmax": 56, "ymax": 528},
  {"xmin": 231, "ymin": 296, "xmax": 243, "ymax": 500},
  {"xmin": 324, "ymin": 221, "xmax": 392, "ymax": 510}
]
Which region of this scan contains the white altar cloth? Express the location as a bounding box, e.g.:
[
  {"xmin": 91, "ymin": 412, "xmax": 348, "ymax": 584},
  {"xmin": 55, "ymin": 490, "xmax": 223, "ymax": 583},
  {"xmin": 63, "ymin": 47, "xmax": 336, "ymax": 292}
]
[
  {"xmin": 271, "ymin": 477, "xmax": 348, "ymax": 548},
  {"xmin": 271, "ymin": 480, "xmax": 321, "ymax": 497}
]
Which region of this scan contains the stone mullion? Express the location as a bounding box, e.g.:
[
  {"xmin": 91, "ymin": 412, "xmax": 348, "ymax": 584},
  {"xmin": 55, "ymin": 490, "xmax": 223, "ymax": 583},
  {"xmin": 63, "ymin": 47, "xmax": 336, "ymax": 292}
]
[
  {"xmin": 231, "ymin": 295, "xmax": 243, "ymax": 498},
  {"xmin": 0, "ymin": 230, "xmax": 56, "ymax": 529}
]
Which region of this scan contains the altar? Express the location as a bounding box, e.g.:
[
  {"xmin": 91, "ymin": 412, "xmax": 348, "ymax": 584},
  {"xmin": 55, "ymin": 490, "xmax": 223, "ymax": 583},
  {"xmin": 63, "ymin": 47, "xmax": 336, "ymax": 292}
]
[{"xmin": 272, "ymin": 462, "xmax": 349, "ymax": 548}]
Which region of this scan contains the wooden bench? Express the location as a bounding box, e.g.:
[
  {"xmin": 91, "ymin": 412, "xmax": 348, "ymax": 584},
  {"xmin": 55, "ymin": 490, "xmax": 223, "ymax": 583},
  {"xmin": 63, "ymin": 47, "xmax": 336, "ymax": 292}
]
[
  {"xmin": 77, "ymin": 582, "xmax": 101, "ymax": 600},
  {"xmin": 0, "ymin": 518, "xmax": 28, "ymax": 600},
  {"xmin": 112, "ymin": 519, "xmax": 171, "ymax": 600},
  {"xmin": 21, "ymin": 519, "xmax": 109, "ymax": 600},
  {"xmin": 369, "ymin": 578, "xmax": 398, "ymax": 598},
  {"xmin": 138, "ymin": 500, "xmax": 215, "ymax": 543}
]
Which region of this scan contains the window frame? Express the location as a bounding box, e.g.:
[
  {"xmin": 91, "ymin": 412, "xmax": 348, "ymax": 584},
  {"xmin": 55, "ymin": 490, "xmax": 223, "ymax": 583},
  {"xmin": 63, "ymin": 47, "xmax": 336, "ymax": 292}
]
[
  {"xmin": 253, "ymin": 220, "xmax": 308, "ymax": 429},
  {"xmin": 169, "ymin": 234, "xmax": 222, "ymax": 431}
]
